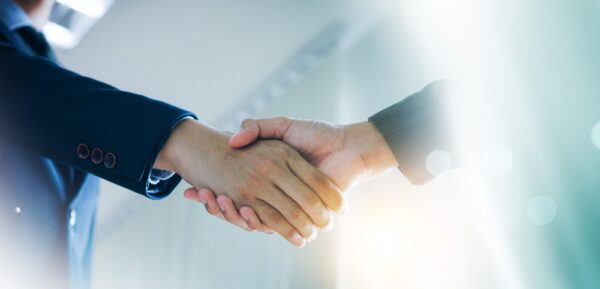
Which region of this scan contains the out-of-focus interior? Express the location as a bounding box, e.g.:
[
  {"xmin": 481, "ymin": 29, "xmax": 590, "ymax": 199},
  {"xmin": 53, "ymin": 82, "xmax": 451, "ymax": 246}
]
[{"xmin": 52, "ymin": 0, "xmax": 600, "ymax": 288}]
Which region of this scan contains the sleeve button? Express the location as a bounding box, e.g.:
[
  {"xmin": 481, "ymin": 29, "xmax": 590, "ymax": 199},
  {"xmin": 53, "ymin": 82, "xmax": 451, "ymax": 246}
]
[
  {"xmin": 104, "ymin": 153, "xmax": 117, "ymax": 169},
  {"xmin": 76, "ymin": 144, "xmax": 90, "ymax": 159},
  {"xmin": 90, "ymin": 148, "xmax": 104, "ymax": 164}
]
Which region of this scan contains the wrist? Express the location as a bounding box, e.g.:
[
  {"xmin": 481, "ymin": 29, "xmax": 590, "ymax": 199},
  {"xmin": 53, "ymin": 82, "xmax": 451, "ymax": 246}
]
[
  {"xmin": 156, "ymin": 119, "xmax": 231, "ymax": 184},
  {"xmin": 155, "ymin": 118, "xmax": 196, "ymax": 172},
  {"xmin": 344, "ymin": 121, "xmax": 398, "ymax": 176}
]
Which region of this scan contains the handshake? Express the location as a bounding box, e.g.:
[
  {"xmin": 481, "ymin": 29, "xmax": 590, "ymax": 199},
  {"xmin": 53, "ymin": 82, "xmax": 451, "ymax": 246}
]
[{"xmin": 155, "ymin": 117, "xmax": 399, "ymax": 247}]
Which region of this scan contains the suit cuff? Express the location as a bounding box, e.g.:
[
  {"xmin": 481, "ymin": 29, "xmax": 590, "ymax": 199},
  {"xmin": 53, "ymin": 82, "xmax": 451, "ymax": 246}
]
[{"xmin": 146, "ymin": 116, "xmax": 195, "ymax": 196}]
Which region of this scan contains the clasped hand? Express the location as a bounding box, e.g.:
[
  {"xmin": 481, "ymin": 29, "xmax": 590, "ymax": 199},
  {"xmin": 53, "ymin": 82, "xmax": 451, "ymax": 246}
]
[
  {"xmin": 156, "ymin": 119, "xmax": 349, "ymax": 247},
  {"xmin": 161, "ymin": 117, "xmax": 397, "ymax": 247}
]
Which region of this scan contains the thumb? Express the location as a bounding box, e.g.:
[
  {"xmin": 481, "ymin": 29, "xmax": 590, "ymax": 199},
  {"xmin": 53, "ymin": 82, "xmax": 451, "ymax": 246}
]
[
  {"xmin": 228, "ymin": 117, "xmax": 293, "ymax": 148},
  {"xmin": 183, "ymin": 187, "xmax": 201, "ymax": 201},
  {"xmin": 229, "ymin": 119, "xmax": 260, "ymax": 148}
]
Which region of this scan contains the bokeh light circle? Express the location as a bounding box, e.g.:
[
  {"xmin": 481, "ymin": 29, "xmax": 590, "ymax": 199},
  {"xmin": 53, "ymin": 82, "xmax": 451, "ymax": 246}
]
[
  {"xmin": 426, "ymin": 150, "xmax": 453, "ymax": 176},
  {"xmin": 526, "ymin": 195, "xmax": 557, "ymax": 226}
]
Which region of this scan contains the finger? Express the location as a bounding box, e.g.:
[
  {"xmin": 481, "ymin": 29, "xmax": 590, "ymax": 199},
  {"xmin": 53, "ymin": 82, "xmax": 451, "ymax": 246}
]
[
  {"xmin": 274, "ymin": 169, "xmax": 332, "ymax": 230},
  {"xmin": 252, "ymin": 200, "xmax": 306, "ymax": 247},
  {"xmin": 258, "ymin": 187, "xmax": 317, "ymax": 240},
  {"xmin": 216, "ymin": 195, "xmax": 251, "ymax": 231},
  {"xmin": 229, "ymin": 119, "xmax": 260, "ymax": 148},
  {"xmin": 183, "ymin": 187, "xmax": 204, "ymax": 203},
  {"xmin": 197, "ymin": 188, "xmax": 225, "ymax": 220},
  {"xmin": 187, "ymin": 188, "xmax": 226, "ymax": 221},
  {"xmin": 229, "ymin": 117, "xmax": 293, "ymax": 148},
  {"xmin": 288, "ymin": 152, "xmax": 347, "ymax": 214},
  {"xmin": 239, "ymin": 206, "xmax": 275, "ymax": 234}
]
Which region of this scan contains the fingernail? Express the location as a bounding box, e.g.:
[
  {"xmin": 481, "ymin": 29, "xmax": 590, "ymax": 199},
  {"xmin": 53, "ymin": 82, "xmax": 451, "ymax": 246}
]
[
  {"xmin": 321, "ymin": 218, "xmax": 334, "ymax": 232},
  {"xmin": 340, "ymin": 201, "xmax": 349, "ymax": 215},
  {"xmin": 241, "ymin": 214, "xmax": 249, "ymax": 223},
  {"xmin": 304, "ymin": 225, "xmax": 317, "ymax": 241},
  {"xmin": 292, "ymin": 232, "xmax": 306, "ymax": 248},
  {"xmin": 307, "ymin": 228, "xmax": 317, "ymax": 242}
]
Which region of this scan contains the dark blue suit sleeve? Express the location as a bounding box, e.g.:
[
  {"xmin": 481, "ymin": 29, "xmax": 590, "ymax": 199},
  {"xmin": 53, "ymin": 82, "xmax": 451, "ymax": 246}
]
[{"xmin": 0, "ymin": 42, "xmax": 196, "ymax": 198}]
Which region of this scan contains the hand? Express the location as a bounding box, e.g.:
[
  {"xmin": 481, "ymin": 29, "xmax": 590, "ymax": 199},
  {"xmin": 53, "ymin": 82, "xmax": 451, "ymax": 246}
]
[
  {"xmin": 192, "ymin": 117, "xmax": 398, "ymax": 233},
  {"xmin": 155, "ymin": 119, "xmax": 346, "ymax": 247}
]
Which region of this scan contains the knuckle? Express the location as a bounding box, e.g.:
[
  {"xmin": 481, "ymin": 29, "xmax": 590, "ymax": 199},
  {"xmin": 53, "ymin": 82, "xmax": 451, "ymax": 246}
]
[
  {"xmin": 238, "ymin": 190, "xmax": 252, "ymax": 201},
  {"xmin": 270, "ymin": 142, "xmax": 291, "ymax": 158},
  {"xmin": 239, "ymin": 183, "xmax": 259, "ymax": 199},
  {"xmin": 284, "ymin": 227, "xmax": 298, "ymax": 240},
  {"xmin": 312, "ymin": 170, "xmax": 329, "ymax": 186},
  {"xmin": 271, "ymin": 116, "xmax": 290, "ymax": 127},
  {"xmin": 256, "ymin": 158, "xmax": 278, "ymax": 174},
  {"xmin": 206, "ymin": 206, "xmax": 220, "ymax": 215},
  {"xmin": 305, "ymin": 193, "xmax": 322, "ymax": 210},
  {"xmin": 241, "ymin": 118, "xmax": 254, "ymax": 127},
  {"xmin": 240, "ymin": 175, "xmax": 267, "ymax": 196},
  {"xmin": 265, "ymin": 157, "xmax": 281, "ymax": 169},
  {"xmin": 223, "ymin": 212, "xmax": 236, "ymax": 222},
  {"xmin": 266, "ymin": 210, "xmax": 282, "ymax": 225},
  {"xmin": 288, "ymin": 208, "xmax": 303, "ymax": 222}
]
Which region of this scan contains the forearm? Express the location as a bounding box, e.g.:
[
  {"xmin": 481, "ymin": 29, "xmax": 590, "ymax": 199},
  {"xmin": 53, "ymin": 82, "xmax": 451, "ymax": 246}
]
[
  {"xmin": 343, "ymin": 121, "xmax": 398, "ymax": 178},
  {"xmin": 155, "ymin": 119, "xmax": 229, "ymax": 184},
  {"xmin": 0, "ymin": 43, "xmax": 195, "ymax": 197}
]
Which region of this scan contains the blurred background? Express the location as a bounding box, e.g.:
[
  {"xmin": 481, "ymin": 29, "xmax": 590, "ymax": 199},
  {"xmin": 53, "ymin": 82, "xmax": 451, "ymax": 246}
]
[{"xmin": 51, "ymin": 0, "xmax": 600, "ymax": 288}]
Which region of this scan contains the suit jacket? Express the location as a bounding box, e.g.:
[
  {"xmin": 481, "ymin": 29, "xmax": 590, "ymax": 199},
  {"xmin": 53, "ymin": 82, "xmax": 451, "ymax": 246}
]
[
  {"xmin": 369, "ymin": 80, "xmax": 455, "ymax": 184},
  {"xmin": 0, "ymin": 19, "xmax": 195, "ymax": 289}
]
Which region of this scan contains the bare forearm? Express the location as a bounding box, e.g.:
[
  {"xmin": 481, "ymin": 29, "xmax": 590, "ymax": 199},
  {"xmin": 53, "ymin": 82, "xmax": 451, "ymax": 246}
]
[{"xmin": 344, "ymin": 121, "xmax": 398, "ymax": 178}]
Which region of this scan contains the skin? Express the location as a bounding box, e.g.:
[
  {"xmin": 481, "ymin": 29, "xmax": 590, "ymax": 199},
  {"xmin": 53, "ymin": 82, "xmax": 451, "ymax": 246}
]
[
  {"xmin": 17, "ymin": 0, "xmax": 346, "ymax": 247},
  {"xmin": 190, "ymin": 118, "xmax": 398, "ymax": 234},
  {"xmin": 155, "ymin": 119, "xmax": 346, "ymax": 246},
  {"xmin": 14, "ymin": 0, "xmax": 54, "ymax": 30}
]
